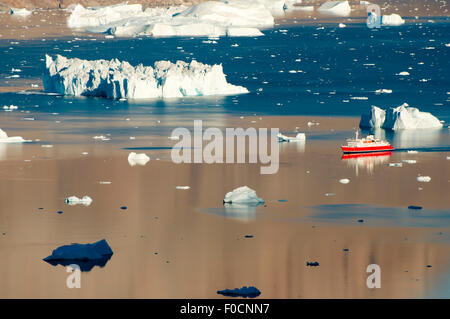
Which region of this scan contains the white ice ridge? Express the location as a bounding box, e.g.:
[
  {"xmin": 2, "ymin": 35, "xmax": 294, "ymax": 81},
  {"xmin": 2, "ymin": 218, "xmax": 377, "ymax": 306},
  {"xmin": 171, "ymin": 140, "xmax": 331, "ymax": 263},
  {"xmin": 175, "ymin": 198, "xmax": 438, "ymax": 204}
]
[
  {"xmin": 0, "ymin": 128, "xmax": 29, "ymax": 143},
  {"xmin": 360, "ymin": 103, "xmax": 443, "ymax": 130},
  {"xmin": 67, "ymin": 1, "xmax": 301, "ymax": 38},
  {"xmin": 317, "ymin": 1, "xmax": 351, "ymax": 17},
  {"xmin": 382, "ymin": 14, "xmax": 405, "ymax": 26},
  {"xmin": 223, "ymin": 186, "xmax": 264, "ymax": 204},
  {"xmin": 43, "ymin": 55, "xmax": 248, "ymax": 99}
]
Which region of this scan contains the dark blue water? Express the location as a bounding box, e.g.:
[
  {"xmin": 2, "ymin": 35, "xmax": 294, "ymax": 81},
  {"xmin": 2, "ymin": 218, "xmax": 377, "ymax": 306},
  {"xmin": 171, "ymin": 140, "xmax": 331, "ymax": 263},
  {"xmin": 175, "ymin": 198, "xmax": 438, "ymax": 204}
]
[{"xmin": 0, "ymin": 21, "xmax": 449, "ymax": 121}]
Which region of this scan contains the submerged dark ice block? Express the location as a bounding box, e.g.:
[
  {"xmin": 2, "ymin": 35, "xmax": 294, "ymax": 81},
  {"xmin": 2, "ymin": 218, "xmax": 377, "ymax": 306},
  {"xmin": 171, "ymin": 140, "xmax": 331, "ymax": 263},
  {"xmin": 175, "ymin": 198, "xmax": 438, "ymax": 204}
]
[
  {"xmin": 43, "ymin": 239, "xmax": 113, "ymax": 272},
  {"xmin": 217, "ymin": 286, "xmax": 261, "ymax": 298}
]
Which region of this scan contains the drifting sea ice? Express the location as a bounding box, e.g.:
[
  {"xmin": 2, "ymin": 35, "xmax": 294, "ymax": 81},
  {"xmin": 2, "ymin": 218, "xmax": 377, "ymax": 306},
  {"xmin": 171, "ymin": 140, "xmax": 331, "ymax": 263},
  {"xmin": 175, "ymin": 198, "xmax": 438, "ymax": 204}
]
[
  {"xmin": 339, "ymin": 178, "xmax": 350, "ymax": 184},
  {"xmin": 65, "ymin": 195, "xmax": 93, "ymax": 206},
  {"xmin": 128, "ymin": 152, "xmax": 150, "ymax": 167},
  {"xmin": 223, "ymin": 186, "xmax": 264, "ymax": 204},
  {"xmin": 382, "ymin": 14, "xmax": 405, "ymax": 26},
  {"xmin": 417, "ymin": 176, "xmax": 431, "ymax": 182},
  {"xmin": 44, "ymin": 55, "xmax": 248, "ymax": 99}
]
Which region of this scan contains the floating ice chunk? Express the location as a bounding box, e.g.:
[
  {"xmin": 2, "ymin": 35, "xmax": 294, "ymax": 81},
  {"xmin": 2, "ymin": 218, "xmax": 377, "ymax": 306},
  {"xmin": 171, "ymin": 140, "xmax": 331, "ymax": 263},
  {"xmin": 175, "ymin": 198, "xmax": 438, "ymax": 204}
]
[
  {"xmin": 317, "ymin": 1, "xmax": 351, "ymax": 17},
  {"xmin": 339, "ymin": 178, "xmax": 350, "ymax": 184},
  {"xmin": 92, "ymin": 135, "xmax": 110, "ymax": 141},
  {"xmin": 43, "ymin": 239, "xmax": 113, "ymax": 271},
  {"xmin": 278, "ymin": 132, "xmax": 306, "ymax": 142},
  {"xmin": 397, "ymin": 71, "xmax": 410, "ymax": 76},
  {"xmin": 389, "ymin": 163, "xmax": 403, "ymax": 167},
  {"xmin": 375, "ymin": 89, "xmax": 392, "ymax": 94},
  {"xmin": 3, "ymin": 105, "xmax": 18, "ymax": 111},
  {"xmin": 65, "ymin": 195, "xmax": 92, "ymax": 206},
  {"xmin": 0, "ymin": 128, "xmax": 29, "ymax": 143},
  {"xmin": 360, "ymin": 103, "xmax": 443, "ymax": 130},
  {"xmin": 128, "ymin": 152, "xmax": 150, "ymax": 166},
  {"xmin": 382, "ymin": 14, "xmax": 405, "ymax": 26},
  {"xmin": 99, "ymin": 181, "xmax": 112, "ymax": 184},
  {"xmin": 176, "ymin": 186, "xmax": 191, "ymax": 190},
  {"xmin": 223, "ymin": 186, "xmax": 264, "ymax": 204},
  {"xmin": 338, "ymin": 23, "xmax": 346, "ymax": 28},
  {"xmin": 417, "ymin": 176, "xmax": 431, "ymax": 182},
  {"xmin": 403, "ymin": 160, "xmax": 417, "ymax": 164},
  {"xmin": 407, "ymin": 150, "xmax": 418, "ymax": 154},
  {"xmin": 10, "ymin": 8, "xmax": 32, "ymax": 17},
  {"xmin": 44, "ymin": 55, "xmax": 248, "ymax": 99}
]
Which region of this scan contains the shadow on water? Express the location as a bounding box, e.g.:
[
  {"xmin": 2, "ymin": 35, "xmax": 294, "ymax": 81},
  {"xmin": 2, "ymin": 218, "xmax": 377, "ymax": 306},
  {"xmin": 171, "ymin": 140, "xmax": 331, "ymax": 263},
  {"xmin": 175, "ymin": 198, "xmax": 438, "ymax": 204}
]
[
  {"xmin": 43, "ymin": 256, "xmax": 112, "ymax": 272},
  {"xmin": 201, "ymin": 203, "xmax": 264, "ymax": 222},
  {"xmin": 308, "ymin": 204, "xmax": 450, "ymax": 228}
]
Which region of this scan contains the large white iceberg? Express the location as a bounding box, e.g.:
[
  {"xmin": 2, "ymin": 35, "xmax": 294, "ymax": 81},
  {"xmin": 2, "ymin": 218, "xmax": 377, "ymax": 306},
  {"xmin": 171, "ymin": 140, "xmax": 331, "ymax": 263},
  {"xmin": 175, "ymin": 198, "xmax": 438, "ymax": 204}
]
[
  {"xmin": 360, "ymin": 104, "xmax": 443, "ymax": 130},
  {"xmin": 317, "ymin": 1, "xmax": 351, "ymax": 16},
  {"xmin": 67, "ymin": 1, "xmax": 300, "ymax": 38},
  {"xmin": 382, "ymin": 13, "xmax": 405, "ymax": 26},
  {"xmin": 44, "ymin": 55, "xmax": 248, "ymax": 99},
  {"xmin": 0, "ymin": 128, "xmax": 29, "ymax": 143},
  {"xmin": 223, "ymin": 186, "xmax": 264, "ymax": 204}
]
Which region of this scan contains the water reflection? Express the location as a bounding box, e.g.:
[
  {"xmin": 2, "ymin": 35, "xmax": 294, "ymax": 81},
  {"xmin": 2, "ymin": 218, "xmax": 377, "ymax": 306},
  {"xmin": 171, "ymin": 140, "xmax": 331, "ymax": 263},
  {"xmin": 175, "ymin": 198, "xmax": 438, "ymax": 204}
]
[
  {"xmin": 202, "ymin": 203, "xmax": 264, "ymax": 222},
  {"xmin": 341, "ymin": 152, "xmax": 391, "ymax": 176}
]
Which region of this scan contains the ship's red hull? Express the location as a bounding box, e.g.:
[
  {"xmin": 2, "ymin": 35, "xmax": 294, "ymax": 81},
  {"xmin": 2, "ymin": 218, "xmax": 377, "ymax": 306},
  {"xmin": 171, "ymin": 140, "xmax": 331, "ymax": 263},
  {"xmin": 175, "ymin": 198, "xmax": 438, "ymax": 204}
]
[
  {"xmin": 342, "ymin": 151, "xmax": 393, "ymax": 159},
  {"xmin": 341, "ymin": 145, "xmax": 394, "ymax": 153}
]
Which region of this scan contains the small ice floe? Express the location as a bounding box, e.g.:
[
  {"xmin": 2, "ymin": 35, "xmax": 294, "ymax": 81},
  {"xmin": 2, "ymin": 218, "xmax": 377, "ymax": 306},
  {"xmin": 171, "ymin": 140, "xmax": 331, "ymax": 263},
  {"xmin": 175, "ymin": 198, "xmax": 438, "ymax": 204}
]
[
  {"xmin": 99, "ymin": 181, "xmax": 112, "ymax": 184},
  {"xmin": 92, "ymin": 135, "xmax": 110, "ymax": 141},
  {"xmin": 397, "ymin": 71, "xmax": 410, "ymax": 76},
  {"xmin": 447, "ymin": 156, "xmax": 450, "ymax": 160},
  {"xmin": 389, "ymin": 163, "xmax": 403, "ymax": 167},
  {"xmin": 417, "ymin": 176, "xmax": 431, "ymax": 182},
  {"xmin": 307, "ymin": 121, "xmax": 319, "ymax": 127},
  {"xmin": 375, "ymin": 89, "xmax": 392, "ymax": 94},
  {"xmin": 10, "ymin": 8, "xmax": 32, "ymax": 16},
  {"xmin": 43, "ymin": 239, "xmax": 113, "ymax": 272},
  {"xmin": 325, "ymin": 193, "xmax": 336, "ymax": 197},
  {"xmin": 41, "ymin": 145, "xmax": 53, "ymax": 148},
  {"xmin": 339, "ymin": 178, "xmax": 350, "ymax": 184},
  {"xmin": 223, "ymin": 186, "xmax": 264, "ymax": 204},
  {"xmin": 277, "ymin": 133, "xmax": 306, "ymax": 142},
  {"xmin": 0, "ymin": 128, "xmax": 29, "ymax": 143},
  {"xmin": 65, "ymin": 195, "xmax": 92, "ymax": 206},
  {"xmin": 217, "ymin": 286, "xmax": 261, "ymax": 298},
  {"xmin": 3, "ymin": 105, "xmax": 18, "ymax": 111},
  {"xmin": 128, "ymin": 152, "xmax": 150, "ymax": 166},
  {"xmin": 338, "ymin": 23, "xmax": 346, "ymax": 28},
  {"xmin": 175, "ymin": 186, "xmax": 190, "ymax": 190},
  {"xmin": 407, "ymin": 150, "xmax": 419, "ymax": 154},
  {"xmin": 350, "ymin": 96, "xmax": 368, "ymax": 100},
  {"xmin": 403, "ymin": 160, "xmax": 417, "ymax": 164}
]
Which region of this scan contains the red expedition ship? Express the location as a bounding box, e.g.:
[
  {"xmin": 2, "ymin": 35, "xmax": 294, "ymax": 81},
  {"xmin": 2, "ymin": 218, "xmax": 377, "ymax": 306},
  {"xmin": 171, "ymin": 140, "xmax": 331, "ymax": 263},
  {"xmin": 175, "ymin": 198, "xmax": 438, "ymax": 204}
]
[{"xmin": 341, "ymin": 132, "xmax": 394, "ymax": 154}]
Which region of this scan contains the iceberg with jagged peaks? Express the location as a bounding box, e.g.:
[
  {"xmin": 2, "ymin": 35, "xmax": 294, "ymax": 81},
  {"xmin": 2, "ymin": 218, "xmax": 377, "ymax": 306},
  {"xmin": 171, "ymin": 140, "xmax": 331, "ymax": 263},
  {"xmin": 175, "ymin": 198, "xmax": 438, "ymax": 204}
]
[
  {"xmin": 43, "ymin": 55, "xmax": 248, "ymax": 99},
  {"xmin": 360, "ymin": 103, "xmax": 443, "ymax": 130}
]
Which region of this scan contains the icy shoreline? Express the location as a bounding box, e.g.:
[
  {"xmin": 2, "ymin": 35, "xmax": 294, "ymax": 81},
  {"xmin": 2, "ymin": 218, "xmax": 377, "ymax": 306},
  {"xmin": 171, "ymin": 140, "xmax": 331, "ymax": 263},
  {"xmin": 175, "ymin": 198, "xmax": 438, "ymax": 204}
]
[{"xmin": 43, "ymin": 54, "xmax": 248, "ymax": 99}]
